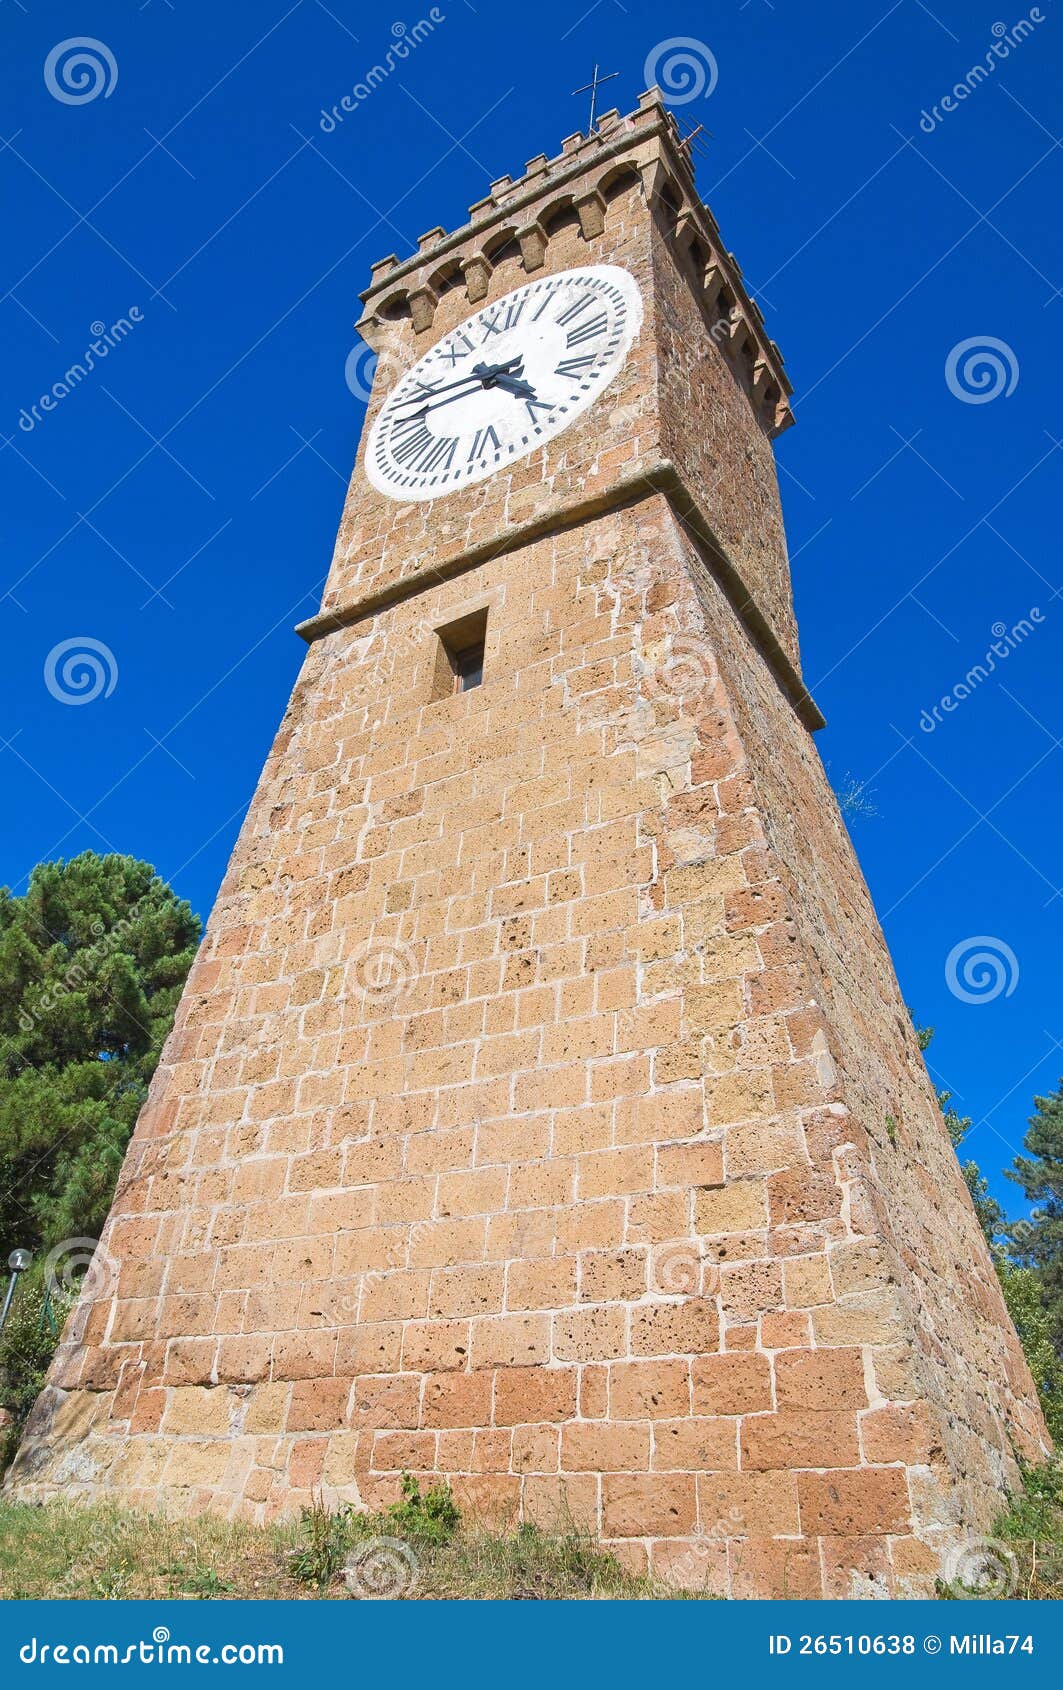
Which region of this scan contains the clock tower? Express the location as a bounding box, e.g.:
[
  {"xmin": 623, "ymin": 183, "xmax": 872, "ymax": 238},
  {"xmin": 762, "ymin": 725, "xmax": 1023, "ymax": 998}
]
[{"xmin": 8, "ymin": 91, "xmax": 1048, "ymax": 1598}]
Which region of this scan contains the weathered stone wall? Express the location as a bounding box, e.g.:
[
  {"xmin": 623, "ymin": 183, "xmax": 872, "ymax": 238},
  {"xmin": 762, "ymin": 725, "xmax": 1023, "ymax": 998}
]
[
  {"xmin": 651, "ymin": 198, "xmax": 800, "ymax": 671},
  {"xmin": 663, "ymin": 509, "xmax": 1048, "ymax": 1577}
]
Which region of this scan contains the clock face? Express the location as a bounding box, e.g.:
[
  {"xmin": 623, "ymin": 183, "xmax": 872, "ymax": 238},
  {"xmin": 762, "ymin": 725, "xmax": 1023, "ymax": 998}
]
[{"xmin": 365, "ymin": 264, "xmax": 642, "ymax": 501}]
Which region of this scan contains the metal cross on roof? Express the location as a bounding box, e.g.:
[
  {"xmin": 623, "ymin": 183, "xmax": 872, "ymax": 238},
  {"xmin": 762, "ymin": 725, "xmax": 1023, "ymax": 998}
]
[{"xmin": 571, "ymin": 64, "xmax": 619, "ymax": 135}]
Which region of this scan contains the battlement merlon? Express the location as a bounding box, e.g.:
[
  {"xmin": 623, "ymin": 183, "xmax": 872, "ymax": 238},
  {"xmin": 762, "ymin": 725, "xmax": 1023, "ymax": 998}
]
[{"xmin": 354, "ymin": 88, "xmax": 794, "ymax": 440}]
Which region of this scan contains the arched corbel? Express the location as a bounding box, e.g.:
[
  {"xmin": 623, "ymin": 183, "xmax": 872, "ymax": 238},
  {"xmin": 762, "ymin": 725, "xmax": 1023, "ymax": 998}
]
[
  {"xmin": 727, "ymin": 313, "xmax": 751, "ymax": 359},
  {"xmin": 353, "ymin": 311, "xmax": 385, "ymax": 353},
  {"xmin": 408, "ymin": 284, "xmax": 438, "ymax": 334},
  {"xmin": 673, "ymin": 209, "xmax": 699, "ymax": 254},
  {"xmin": 702, "ymin": 263, "xmax": 725, "ymax": 313},
  {"xmin": 574, "ymin": 188, "xmax": 607, "ymax": 240},
  {"xmin": 518, "ymin": 220, "xmax": 548, "ymax": 272},
  {"xmin": 772, "ymin": 400, "xmax": 796, "ymax": 436},
  {"xmin": 638, "ymin": 155, "xmax": 671, "ymax": 207},
  {"xmin": 751, "ymin": 360, "xmax": 772, "ymax": 405},
  {"xmin": 462, "ymin": 253, "xmax": 492, "ymax": 303}
]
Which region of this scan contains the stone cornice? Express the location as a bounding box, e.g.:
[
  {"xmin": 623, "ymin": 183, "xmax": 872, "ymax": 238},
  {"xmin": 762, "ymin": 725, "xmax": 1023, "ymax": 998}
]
[{"xmin": 295, "ymin": 460, "xmax": 823, "ymax": 734}]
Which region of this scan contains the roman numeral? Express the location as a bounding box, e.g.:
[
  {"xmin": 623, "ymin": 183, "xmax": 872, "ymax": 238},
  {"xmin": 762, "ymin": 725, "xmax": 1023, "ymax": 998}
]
[
  {"xmin": 391, "ymin": 425, "xmax": 457, "ymax": 473},
  {"xmin": 421, "ymin": 436, "xmax": 458, "ymax": 473},
  {"xmin": 391, "ymin": 424, "xmax": 433, "ymax": 465},
  {"xmin": 391, "ymin": 410, "xmax": 427, "ymax": 436},
  {"xmin": 525, "ymin": 398, "xmax": 555, "ymax": 422},
  {"xmin": 436, "ymin": 333, "xmax": 474, "ymax": 367},
  {"xmin": 565, "ymin": 312, "xmax": 608, "ymax": 347},
  {"xmin": 555, "ymin": 355, "xmax": 596, "ymax": 381},
  {"xmin": 469, "ymin": 425, "xmax": 500, "ymax": 461},
  {"xmin": 554, "ymin": 293, "xmax": 596, "ymax": 327},
  {"xmin": 479, "ymin": 298, "xmax": 526, "ymax": 338}
]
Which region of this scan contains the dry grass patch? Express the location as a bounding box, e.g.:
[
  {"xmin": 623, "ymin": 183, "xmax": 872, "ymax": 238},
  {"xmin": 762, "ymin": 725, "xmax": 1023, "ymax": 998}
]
[{"xmin": 0, "ymin": 1481, "xmax": 708, "ymax": 1601}]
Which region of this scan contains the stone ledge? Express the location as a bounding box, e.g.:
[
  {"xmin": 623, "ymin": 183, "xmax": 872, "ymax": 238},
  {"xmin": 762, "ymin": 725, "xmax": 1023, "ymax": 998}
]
[{"xmin": 294, "ymin": 458, "xmax": 824, "ymax": 734}]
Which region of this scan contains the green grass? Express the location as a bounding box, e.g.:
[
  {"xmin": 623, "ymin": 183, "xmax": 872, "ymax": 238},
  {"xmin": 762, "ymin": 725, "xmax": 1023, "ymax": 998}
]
[
  {"xmin": 283, "ymin": 1477, "xmax": 703, "ymax": 1600},
  {"xmin": 0, "ymin": 1481, "xmax": 704, "ymax": 1601},
  {"xmin": 937, "ymin": 1460, "xmax": 1063, "ymax": 1601},
  {"xmin": 0, "ymin": 1501, "xmax": 294, "ymax": 1600},
  {"xmin": 9, "ymin": 1465, "xmax": 1060, "ymax": 1601}
]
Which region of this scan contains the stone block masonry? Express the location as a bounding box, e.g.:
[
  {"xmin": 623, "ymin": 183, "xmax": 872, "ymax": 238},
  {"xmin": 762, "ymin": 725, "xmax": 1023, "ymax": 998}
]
[{"xmin": 7, "ymin": 91, "xmax": 1048, "ymax": 1598}]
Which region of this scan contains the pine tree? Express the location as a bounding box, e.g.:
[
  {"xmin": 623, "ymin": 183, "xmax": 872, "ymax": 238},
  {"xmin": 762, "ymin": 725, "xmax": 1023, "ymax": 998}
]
[
  {"xmin": 0, "ymin": 853, "xmax": 199, "ymax": 1461},
  {"xmin": 1008, "ymin": 1083, "xmax": 1063, "ymax": 1354},
  {"xmin": 910, "ymin": 1017, "xmax": 1063, "ymax": 1444},
  {"xmin": 0, "ymin": 852, "xmax": 200, "ymax": 1254},
  {"xmin": 911, "ymin": 1015, "xmax": 998, "ymax": 1242}
]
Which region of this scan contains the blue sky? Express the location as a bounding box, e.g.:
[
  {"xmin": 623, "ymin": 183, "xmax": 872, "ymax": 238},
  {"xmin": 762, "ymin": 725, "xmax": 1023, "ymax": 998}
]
[{"xmin": 1, "ymin": 0, "xmax": 1060, "ymax": 1215}]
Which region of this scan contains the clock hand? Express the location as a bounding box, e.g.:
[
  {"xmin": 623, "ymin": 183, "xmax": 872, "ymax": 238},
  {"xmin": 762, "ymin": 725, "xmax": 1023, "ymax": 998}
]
[
  {"xmin": 394, "ymin": 373, "xmax": 482, "ymax": 410},
  {"xmin": 393, "ymin": 357, "xmax": 524, "ymax": 410},
  {"xmin": 404, "ymin": 383, "xmax": 513, "ymax": 419},
  {"xmin": 492, "ymin": 375, "xmax": 537, "ymax": 401},
  {"xmin": 471, "ymin": 356, "xmax": 524, "ymax": 389}
]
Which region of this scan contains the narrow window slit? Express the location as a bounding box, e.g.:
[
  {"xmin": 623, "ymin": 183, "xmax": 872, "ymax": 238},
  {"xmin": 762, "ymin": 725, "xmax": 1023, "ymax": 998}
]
[{"xmin": 431, "ymin": 607, "xmax": 488, "ymax": 700}]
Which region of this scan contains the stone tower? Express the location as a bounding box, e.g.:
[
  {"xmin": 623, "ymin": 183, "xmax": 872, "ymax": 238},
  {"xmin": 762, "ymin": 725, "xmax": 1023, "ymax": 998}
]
[{"xmin": 9, "ymin": 91, "xmax": 1048, "ymax": 1597}]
